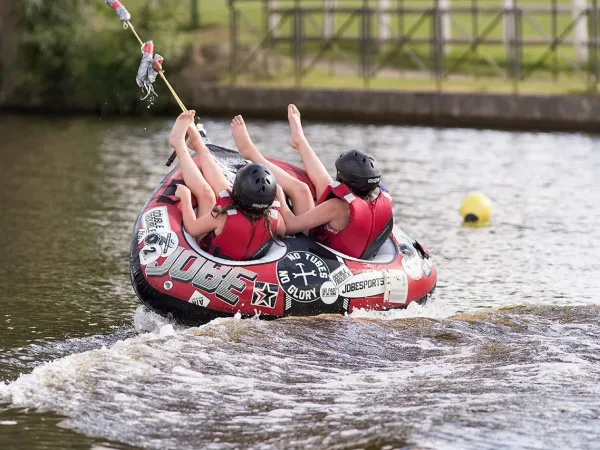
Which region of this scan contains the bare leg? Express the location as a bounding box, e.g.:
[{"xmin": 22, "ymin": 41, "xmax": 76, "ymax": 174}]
[
  {"xmin": 168, "ymin": 111, "xmax": 215, "ymax": 216},
  {"xmin": 186, "ymin": 123, "xmax": 231, "ymax": 195},
  {"xmin": 287, "ymin": 104, "xmax": 333, "ymax": 199},
  {"xmin": 231, "ymin": 115, "xmax": 314, "ymax": 215}
]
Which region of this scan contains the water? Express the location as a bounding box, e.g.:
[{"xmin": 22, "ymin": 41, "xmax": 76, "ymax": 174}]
[{"xmin": 0, "ymin": 114, "xmax": 599, "ymax": 449}]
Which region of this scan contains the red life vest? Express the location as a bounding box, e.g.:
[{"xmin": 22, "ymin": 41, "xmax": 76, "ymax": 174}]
[
  {"xmin": 200, "ymin": 190, "xmax": 280, "ymax": 260},
  {"xmin": 310, "ymin": 182, "xmax": 393, "ymax": 259}
]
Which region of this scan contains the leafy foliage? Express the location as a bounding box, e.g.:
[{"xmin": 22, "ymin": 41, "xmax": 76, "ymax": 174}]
[{"xmin": 15, "ymin": 0, "xmax": 188, "ymax": 113}]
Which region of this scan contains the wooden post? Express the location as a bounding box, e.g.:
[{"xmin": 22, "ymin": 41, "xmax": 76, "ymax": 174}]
[
  {"xmin": 268, "ymin": 0, "xmax": 279, "ymax": 38},
  {"xmin": 439, "ymin": 0, "xmax": 451, "ymax": 54},
  {"xmin": 378, "ymin": 0, "xmax": 391, "ymax": 43},
  {"xmin": 504, "ymin": 0, "xmax": 516, "ymax": 69},
  {"xmin": 324, "ymin": 0, "xmax": 335, "ymax": 40},
  {"xmin": 573, "ymin": 0, "xmax": 589, "ymax": 63}
]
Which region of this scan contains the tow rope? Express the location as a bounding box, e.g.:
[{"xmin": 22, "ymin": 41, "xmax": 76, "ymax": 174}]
[
  {"xmin": 104, "ymin": 0, "xmax": 207, "ymax": 166},
  {"xmin": 105, "ymin": 0, "xmax": 187, "ymax": 112}
]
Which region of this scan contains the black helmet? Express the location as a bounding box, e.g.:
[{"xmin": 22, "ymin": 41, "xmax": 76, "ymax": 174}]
[
  {"xmin": 232, "ymin": 163, "xmax": 276, "ymax": 213},
  {"xmin": 335, "ymin": 149, "xmax": 381, "ymax": 196}
]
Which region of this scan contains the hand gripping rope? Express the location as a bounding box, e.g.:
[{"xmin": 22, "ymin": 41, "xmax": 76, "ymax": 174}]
[{"xmin": 104, "ymin": 0, "xmax": 208, "ymax": 166}]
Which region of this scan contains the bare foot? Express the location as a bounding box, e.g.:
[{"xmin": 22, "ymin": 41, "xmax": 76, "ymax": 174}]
[
  {"xmin": 168, "ymin": 110, "xmax": 195, "ymax": 148},
  {"xmin": 187, "ymin": 122, "xmax": 203, "ymax": 147},
  {"xmin": 230, "ymin": 115, "xmax": 259, "ymax": 160},
  {"xmin": 288, "ymin": 104, "xmax": 306, "ymax": 150}
]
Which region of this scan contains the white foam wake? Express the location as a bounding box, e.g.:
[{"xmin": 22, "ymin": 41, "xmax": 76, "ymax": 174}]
[{"xmin": 350, "ymin": 297, "xmax": 455, "ymax": 320}]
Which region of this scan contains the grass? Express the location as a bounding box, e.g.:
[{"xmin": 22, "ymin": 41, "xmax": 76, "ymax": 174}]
[
  {"xmin": 126, "ymin": 1, "xmax": 600, "ymax": 93},
  {"xmin": 230, "ymin": 67, "xmax": 598, "ymax": 94}
]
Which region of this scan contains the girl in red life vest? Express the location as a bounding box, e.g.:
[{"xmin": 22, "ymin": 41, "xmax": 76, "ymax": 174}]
[
  {"xmin": 231, "ymin": 106, "xmax": 393, "ymax": 260},
  {"xmin": 169, "ymin": 111, "xmax": 286, "ymax": 261}
]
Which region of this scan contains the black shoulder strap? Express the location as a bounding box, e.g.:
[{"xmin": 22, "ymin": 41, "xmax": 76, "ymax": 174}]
[
  {"xmin": 360, "ymin": 216, "xmax": 394, "ymax": 260},
  {"xmin": 249, "ymin": 239, "xmax": 274, "ymax": 260}
]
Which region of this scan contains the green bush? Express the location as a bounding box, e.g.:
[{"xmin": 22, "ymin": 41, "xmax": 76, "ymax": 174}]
[{"xmin": 16, "ymin": 0, "xmax": 188, "ymax": 113}]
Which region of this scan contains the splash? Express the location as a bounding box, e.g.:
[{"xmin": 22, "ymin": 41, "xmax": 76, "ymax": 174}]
[
  {"xmin": 2, "ymin": 306, "xmax": 600, "ymax": 449},
  {"xmin": 350, "ymin": 297, "xmax": 455, "ymax": 320}
]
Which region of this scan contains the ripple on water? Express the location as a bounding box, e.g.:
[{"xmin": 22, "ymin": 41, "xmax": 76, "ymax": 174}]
[
  {"xmin": 2, "ymin": 116, "xmax": 600, "ymax": 449},
  {"xmin": 2, "ymin": 305, "xmax": 600, "ymax": 450}
]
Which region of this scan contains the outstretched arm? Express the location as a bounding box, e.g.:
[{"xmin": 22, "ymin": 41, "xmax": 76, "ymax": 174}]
[{"xmin": 279, "ymin": 197, "xmax": 346, "ymax": 235}]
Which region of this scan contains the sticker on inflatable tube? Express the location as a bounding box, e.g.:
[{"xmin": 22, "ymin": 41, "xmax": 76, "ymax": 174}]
[
  {"xmin": 398, "ymin": 243, "xmax": 416, "ymax": 258},
  {"xmin": 422, "ymin": 258, "xmax": 433, "ymax": 277},
  {"xmin": 402, "ymin": 253, "xmax": 423, "ymax": 280},
  {"xmin": 386, "ymin": 269, "xmax": 408, "ymax": 304},
  {"xmin": 142, "ymin": 206, "xmax": 171, "ymax": 235},
  {"xmin": 160, "ymin": 232, "xmax": 179, "ymax": 257},
  {"xmin": 139, "ymin": 232, "xmax": 179, "ymax": 265},
  {"xmin": 276, "ymin": 251, "xmax": 330, "ymax": 303},
  {"xmin": 139, "ymin": 244, "xmax": 161, "ymax": 266},
  {"xmin": 329, "ymin": 265, "xmax": 353, "ymax": 287},
  {"xmin": 145, "ymin": 247, "xmax": 257, "ymax": 306},
  {"xmin": 251, "ymin": 282, "xmax": 278, "ymax": 308},
  {"xmin": 319, "ymin": 269, "xmax": 408, "ymax": 303},
  {"xmin": 189, "ymin": 290, "xmax": 210, "ymax": 307},
  {"xmin": 320, "ymin": 281, "xmax": 339, "ymax": 305},
  {"xmin": 396, "ymin": 234, "xmax": 423, "ymax": 281},
  {"xmin": 339, "ymin": 271, "xmax": 387, "ymax": 298}
]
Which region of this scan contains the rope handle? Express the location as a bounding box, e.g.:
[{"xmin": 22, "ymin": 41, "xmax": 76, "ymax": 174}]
[
  {"xmin": 105, "ymin": 0, "xmax": 197, "ymax": 167},
  {"xmin": 105, "ymin": 0, "xmax": 131, "ymax": 23},
  {"xmin": 104, "ymin": 0, "xmax": 188, "ymax": 113}
]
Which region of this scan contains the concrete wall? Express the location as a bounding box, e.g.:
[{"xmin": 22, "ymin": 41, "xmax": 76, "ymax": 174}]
[
  {"xmin": 185, "ymin": 86, "xmax": 600, "ymax": 133},
  {"xmin": 3, "ymin": 79, "xmax": 600, "ymax": 133}
]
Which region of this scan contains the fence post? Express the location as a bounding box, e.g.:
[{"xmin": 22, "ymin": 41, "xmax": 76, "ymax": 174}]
[
  {"xmin": 515, "ymin": 6, "xmax": 522, "ymax": 90},
  {"xmin": 229, "ymin": 0, "xmax": 237, "ymax": 85},
  {"xmin": 439, "ymin": 0, "xmax": 451, "ymax": 55},
  {"xmin": 504, "ymin": 0, "xmax": 516, "ymax": 77},
  {"xmin": 573, "ymin": 0, "xmax": 589, "ymax": 64},
  {"xmin": 592, "ymin": 0, "xmax": 599, "ymax": 84},
  {"xmin": 324, "ymin": 0, "xmax": 335, "ymax": 40},
  {"xmin": 378, "ymin": 0, "xmax": 391, "ymax": 44},
  {"xmin": 268, "ymin": 0, "xmax": 279, "ymax": 38},
  {"xmin": 433, "ymin": 0, "xmax": 444, "ymax": 89},
  {"xmin": 293, "ymin": 3, "xmax": 303, "ymax": 87},
  {"xmin": 360, "ymin": 0, "xmax": 372, "ymax": 88}
]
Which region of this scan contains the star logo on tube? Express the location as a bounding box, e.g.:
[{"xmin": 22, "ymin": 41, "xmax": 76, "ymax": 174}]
[{"xmin": 251, "ymin": 282, "xmax": 279, "ymax": 309}]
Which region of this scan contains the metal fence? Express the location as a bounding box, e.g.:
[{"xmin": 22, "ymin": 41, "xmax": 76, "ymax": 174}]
[{"xmin": 227, "ymin": 0, "xmax": 600, "ymax": 92}]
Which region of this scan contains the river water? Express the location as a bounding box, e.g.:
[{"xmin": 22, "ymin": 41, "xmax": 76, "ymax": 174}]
[{"xmin": 0, "ymin": 113, "xmax": 599, "ymax": 450}]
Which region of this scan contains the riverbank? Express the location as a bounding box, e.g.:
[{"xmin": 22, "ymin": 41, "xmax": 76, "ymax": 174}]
[
  {"xmin": 183, "ymin": 86, "xmax": 600, "ymax": 133},
  {"xmin": 5, "ymin": 86, "xmax": 598, "ymax": 134}
]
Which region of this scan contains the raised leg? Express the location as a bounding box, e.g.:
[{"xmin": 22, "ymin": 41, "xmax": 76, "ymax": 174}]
[
  {"xmin": 231, "ymin": 115, "xmax": 314, "ymax": 215},
  {"xmin": 168, "ymin": 111, "xmax": 215, "ymax": 216},
  {"xmin": 287, "ymin": 104, "xmax": 333, "ymax": 199},
  {"xmin": 186, "ymin": 124, "xmax": 231, "ymax": 196}
]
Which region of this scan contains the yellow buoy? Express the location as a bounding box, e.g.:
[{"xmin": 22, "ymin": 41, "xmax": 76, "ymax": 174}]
[{"xmin": 460, "ymin": 192, "xmax": 492, "ymax": 226}]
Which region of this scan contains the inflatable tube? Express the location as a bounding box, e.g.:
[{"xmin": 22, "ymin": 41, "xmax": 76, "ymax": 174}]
[{"xmin": 130, "ymin": 145, "xmax": 437, "ymax": 325}]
